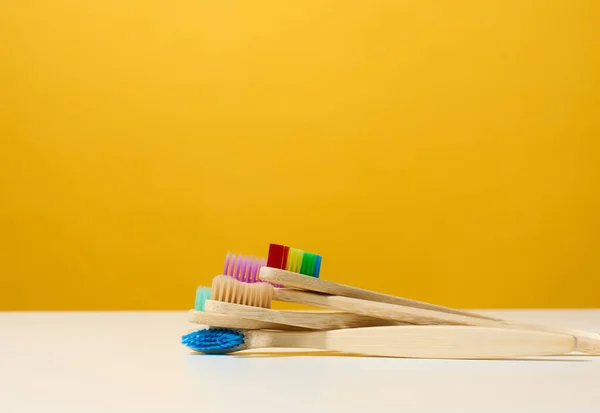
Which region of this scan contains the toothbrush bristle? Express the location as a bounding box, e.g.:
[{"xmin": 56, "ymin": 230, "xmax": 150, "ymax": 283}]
[
  {"xmin": 314, "ymin": 255, "xmax": 322, "ymax": 277},
  {"xmin": 226, "ymin": 253, "xmax": 236, "ymax": 276},
  {"xmin": 281, "ymin": 246, "xmax": 290, "ymax": 269},
  {"xmin": 240, "ymin": 256, "xmax": 248, "ymax": 282},
  {"xmin": 194, "ymin": 287, "xmax": 211, "ymax": 311},
  {"xmin": 236, "ymin": 255, "xmax": 243, "ymax": 280},
  {"xmin": 222, "ymin": 252, "xmax": 272, "ymax": 284},
  {"xmin": 181, "ymin": 328, "xmax": 246, "ymax": 354},
  {"xmin": 267, "ymin": 244, "xmax": 285, "ymax": 269},
  {"xmin": 252, "ymin": 258, "xmax": 259, "ymax": 282},
  {"xmin": 211, "ymin": 275, "xmax": 274, "ymax": 308},
  {"xmin": 224, "ymin": 252, "xmax": 231, "ymax": 275},
  {"xmin": 266, "ymin": 243, "xmax": 322, "ymax": 278}
]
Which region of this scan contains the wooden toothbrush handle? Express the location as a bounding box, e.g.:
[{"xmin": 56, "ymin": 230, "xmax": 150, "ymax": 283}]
[
  {"xmin": 187, "ymin": 309, "xmax": 309, "ymax": 331},
  {"xmin": 254, "ymin": 326, "xmax": 576, "ymax": 359},
  {"xmin": 318, "ymin": 326, "xmax": 576, "ymax": 359},
  {"xmin": 203, "ymin": 299, "xmax": 403, "ymax": 330},
  {"xmin": 274, "ymin": 288, "xmax": 499, "ymax": 326},
  {"xmin": 274, "ymin": 289, "xmax": 600, "ymax": 355},
  {"xmin": 261, "ymin": 267, "xmax": 500, "ymax": 321}
]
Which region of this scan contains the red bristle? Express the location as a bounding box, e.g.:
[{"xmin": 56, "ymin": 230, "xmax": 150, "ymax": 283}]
[
  {"xmin": 267, "ymin": 244, "xmax": 285, "ymax": 269},
  {"xmin": 281, "ymin": 246, "xmax": 290, "ymax": 269}
]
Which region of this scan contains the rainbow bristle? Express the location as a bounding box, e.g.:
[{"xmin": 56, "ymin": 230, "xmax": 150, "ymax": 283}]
[
  {"xmin": 301, "ymin": 252, "xmax": 318, "ymax": 277},
  {"xmin": 194, "ymin": 287, "xmax": 211, "ymax": 311},
  {"xmin": 267, "ymin": 244, "xmax": 285, "ymax": 269},
  {"xmin": 313, "ymin": 255, "xmax": 322, "ymax": 277},
  {"xmin": 281, "ymin": 246, "xmax": 290, "ymax": 269},
  {"xmin": 266, "ymin": 243, "xmax": 322, "ymax": 278}
]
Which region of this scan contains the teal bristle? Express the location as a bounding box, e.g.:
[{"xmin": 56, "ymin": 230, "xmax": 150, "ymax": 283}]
[
  {"xmin": 194, "ymin": 287, "xmax": 211, "ymax": 311},
  {"xmin": 181, "ymin": 328, "xmax": 245, "ymax": 354}
]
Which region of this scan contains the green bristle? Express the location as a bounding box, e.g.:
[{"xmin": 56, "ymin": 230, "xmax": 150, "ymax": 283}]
[
  {"xmin": 195, "ymin": 287, "xmax": 211, "ymax": 311},
  {"xmin": 281, "ymin": 246, "xmax": 322, "ymax": 277},
  {"xmin": 300, "ymin": 252, "xmax": 313, "ymax": 276},
  {"xmin": 302, "ymin": 252, "xmax": 318, "ymax": 276}
]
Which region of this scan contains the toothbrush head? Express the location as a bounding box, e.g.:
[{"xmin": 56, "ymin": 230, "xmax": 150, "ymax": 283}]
[
  {"xmin": 223, "ymin": 252, "xmax": 266, "ymax": 283},
  {"xmin": 182, "ymin": 328, "xmax": 247, "ymax": 354},
  {"xmin": 267, "ymin": 244, "xmax": 322, "ymax": 278},
  {"xmin": 211, "ymin": 275, "xmax": 274, "ymax": 308}
]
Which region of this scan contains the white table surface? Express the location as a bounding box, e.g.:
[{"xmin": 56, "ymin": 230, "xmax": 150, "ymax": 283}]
[{"xmin": 0, "ymin": 310, "xmax": 598, "ymax": 413}]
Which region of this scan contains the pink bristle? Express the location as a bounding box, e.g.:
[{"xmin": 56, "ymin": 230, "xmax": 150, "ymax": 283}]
[
  {"xmin": 224, "ymin": 252, "xmax": 231, "ymax": 275},
  {"xmin": 237, "ymin": 255, "xmax": 246, "ymax": 281},
  {"xmin": 231, "ymin": 254, "xmax": 237, "ymax": 279},
  {"xmin": 223, "ymin": 252, "xmax": 274, "ymax": 284},
  {"xmin": 256, "ymin": 257, "xmax": 263, "ymax": 282},
  {"xmin": 248, "ymin": 257, "xmax": 255, "ymax": 283},
  {"xmin": 237, "ymin": 256, "xmax": 245, "ymax": 281},
  {"xmin": 232, "ymin": 253, "xmax": 238, "ymax": 277},
  {"xmin": 242, "ymin": 256, "xmax": 249, "ymax": 281},
  {"xmin": 255, "ymin": 258, "xmax": 261, "ymax": 282},
  {"xmin": 257, "ymin": 257, "xmax": 277, "ymax": 285},
  {"xmin": 245, "ymin": 256, "xmax": 251, "ymax": 282},
  {"xmin": 255, "ymin": 257, "xmax": 262, "ymax": 283},
  {"xmin": 254, "ymin": 258, "xmax": 262, "ymax": 282},
  {"xmin": 244, "ymin": 258, "xmax": 250, "ymax": 283}
]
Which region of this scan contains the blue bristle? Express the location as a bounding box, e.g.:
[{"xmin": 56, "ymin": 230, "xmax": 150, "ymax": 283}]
[
  {"xmin": 181, "ymin": 328, "xmax": 245, "ymax": 354},
  {"xmin": 194, "ymin": 287, "xmax": 211, "ymax": 311},
  {"xmin": 313, "ymin": 255, "xmax": 322, "ymax": 278}
]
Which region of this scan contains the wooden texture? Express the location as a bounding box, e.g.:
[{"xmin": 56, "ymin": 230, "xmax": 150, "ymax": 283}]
[
  {"xmin": 261, "ymin": 267, "xmax": 499, "ymax": 319},
  {"xmin": 203, "ymin": 299, "xmax": 404, "ymax": 330},
  {"xmin": 273, "ymin": 288, "xmax": 600, "ymax": 354},
  {"xmin": 242, "ymin": 326, "xmax": 576, "ymax": 359},
  {"xmin": 187, "ymin": 310, "xmax": 308, "ymax": 331}
]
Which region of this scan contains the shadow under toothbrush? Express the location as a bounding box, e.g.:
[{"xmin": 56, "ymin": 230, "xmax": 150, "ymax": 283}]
[{"xmin": 188, "ymin": 351, "xmax": 591, "ymax": 361}]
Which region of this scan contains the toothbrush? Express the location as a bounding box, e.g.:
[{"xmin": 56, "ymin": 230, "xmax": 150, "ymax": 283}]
[
  {"xmin": 181, "ymin": 325, "xmax": 576, "ymax": 359},
  {"xmin": 260, "ymin": 268, "xmax": 600, "ymax": 354},
  {"xmin": 205, "ymin": 275, "xmax": 405, "ymax": 330},
  {"xmin": 188, "ymin": 254, "xmax": 327, "ymax": 331},
  {"xmin": 189, "ymin": 285, "xmax": 306, "ymax": 331},
  {"xmin": 215, "ymin": 252, "xmax": 404, "ymax": 329}
]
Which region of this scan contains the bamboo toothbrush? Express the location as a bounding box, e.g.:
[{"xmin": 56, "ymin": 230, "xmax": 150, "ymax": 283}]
[
  {"xmin": 182, "ymin": 325, "xmax": 576, "ymax": 359},
  {"xmin": 189, "ymin": 285, "xmax": 308, "ymax": 331},
  {"xmin": 213, "ymin": 252, "xmax": 406, "ymax": 329},
  {"xmin": 204, "ymin": 275, "xmax": 405, "ymax": 330},
  {"xmin": 187, "ymin": 254, "xmax": 296, "ymax": 330},
  {"xmin": 260, "ymin": 268, "xmax": 600, "ymax": 354},
  {"xmin": 215, "ymin": 251, "xmax": 599, "ymax": 353}
]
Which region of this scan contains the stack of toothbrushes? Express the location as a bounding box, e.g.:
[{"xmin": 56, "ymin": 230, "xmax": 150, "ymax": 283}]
[{"xmin": 182, "ymin": 243, "xmax": 600, "ymax": 359}]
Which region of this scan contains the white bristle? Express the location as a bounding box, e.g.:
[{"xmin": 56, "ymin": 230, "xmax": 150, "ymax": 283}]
[{"xmin": 210, "ymin": 275, "xmax": 273, "ymax": 308}]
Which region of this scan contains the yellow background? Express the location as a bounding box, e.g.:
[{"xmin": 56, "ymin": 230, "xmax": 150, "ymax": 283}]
[{"xmin": 1, "ymin": 1, "xmax": 599, "ymax": 310}]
